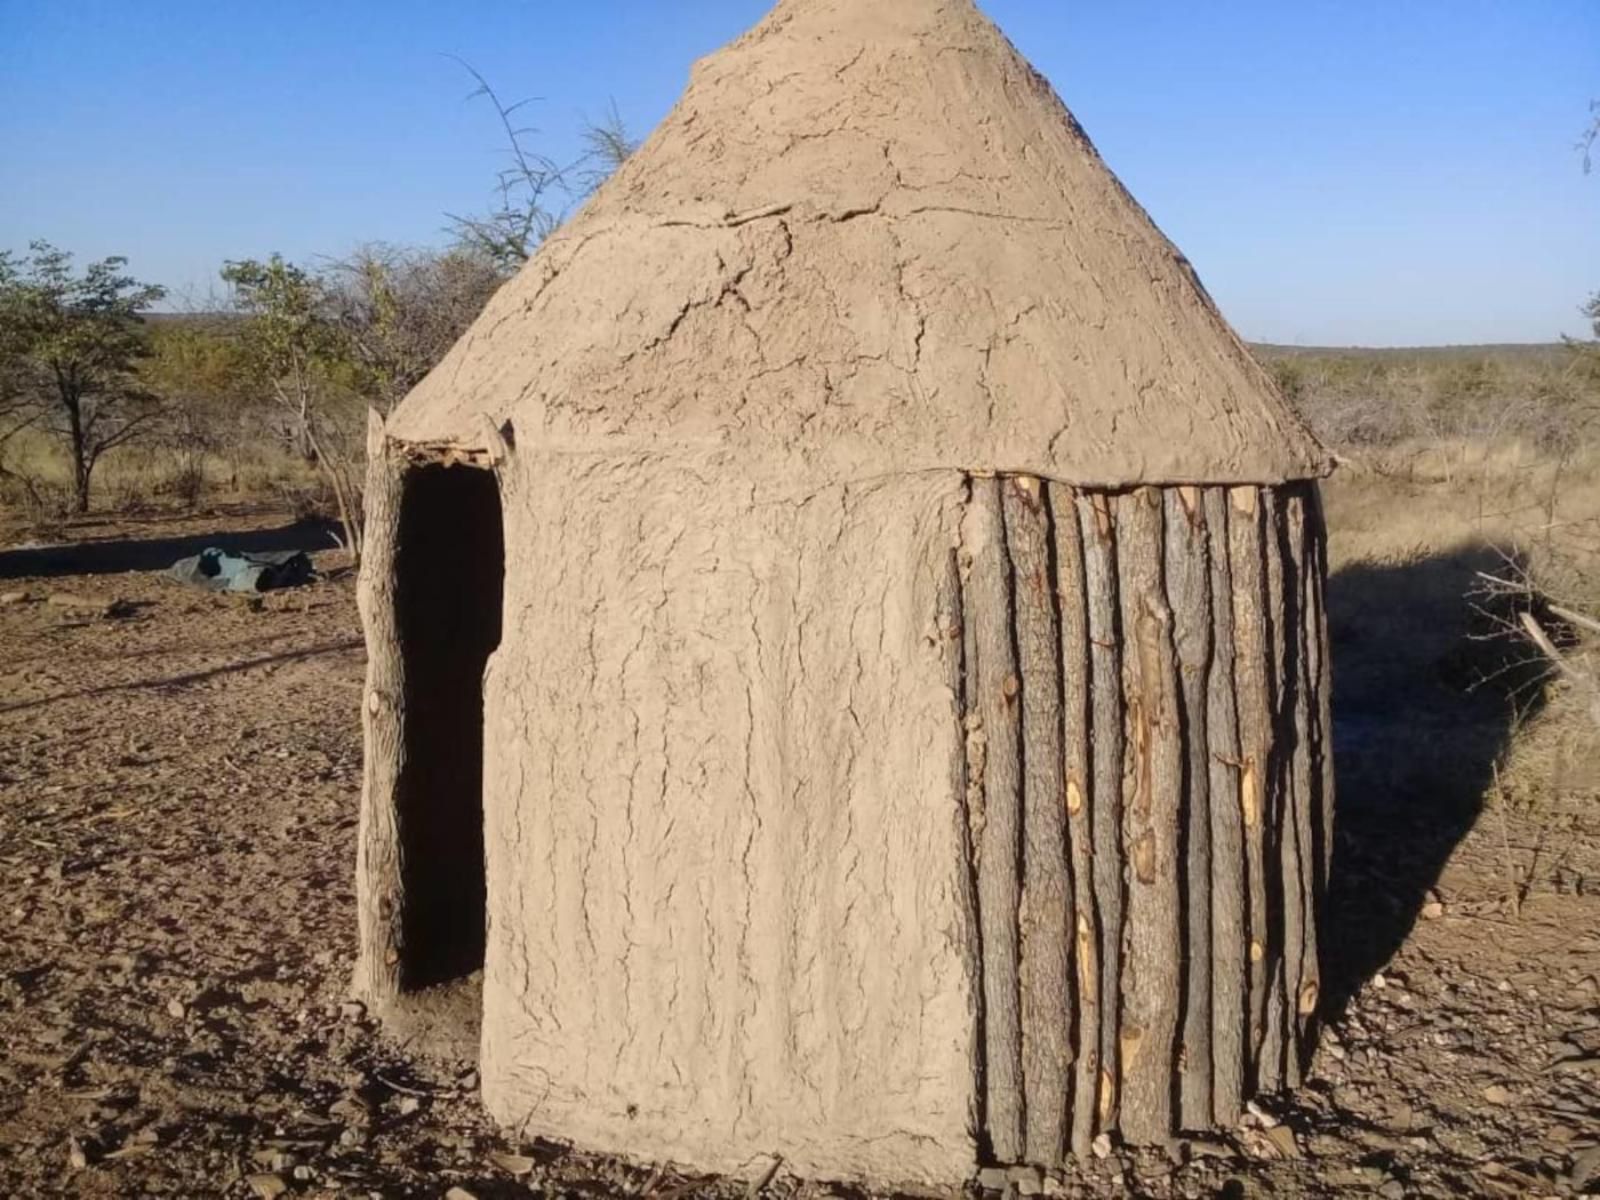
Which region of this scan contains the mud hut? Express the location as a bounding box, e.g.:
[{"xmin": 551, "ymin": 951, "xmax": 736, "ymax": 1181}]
[{"xmin": 354, "ymin": 0, "xmax": 1336, "ymax": 1188}]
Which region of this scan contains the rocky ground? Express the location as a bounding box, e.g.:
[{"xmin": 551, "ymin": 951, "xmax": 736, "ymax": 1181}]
[{"xmin": 1, "ymin": 505, "xmax": 1597, "ymax": 1198}]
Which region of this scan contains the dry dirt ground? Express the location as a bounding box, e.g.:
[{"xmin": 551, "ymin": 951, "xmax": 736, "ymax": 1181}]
[{"xmin": 1, "ymin": 501, "xmax": 1597, "ymax": 1198}]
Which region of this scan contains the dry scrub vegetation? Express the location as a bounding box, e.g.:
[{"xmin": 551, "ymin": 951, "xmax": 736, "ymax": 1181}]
[{"xmin": 1254, "ymin": 341, "xmax": 1600, "ymax": 809}]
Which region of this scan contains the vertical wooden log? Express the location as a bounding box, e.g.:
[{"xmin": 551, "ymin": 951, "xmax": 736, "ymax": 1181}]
[
  {"xmin": 1051, "ymin": 483, "xmax": 1100, "ymax": 1159},
  {"xmin": 1005, "ymin": 477, "xmax": 1072, "ymax": 1167},
  {"xmin": 1076, "ymin": 492, "xmax": 1125, "ymax": 1133},
  {"xmin": 1307, "ymin": 487, "xmax": 1336, "ymax": 896},
  {"xmin": 964, "ymin": 475, "xmax": 1025, "ymax": 1162},
  {"xmin": 355, "ymin": 409, "xmax": 406, "ymax": 1010},
  {"xmin": 1227, "ymin": 485, "xmax": 1272, "ymax": 1092},
  {"xmin": 1261, "ymin": 493, "xmax": 1292, "ymax": 1091},
  {"xmin": 1114, "ymin": 488, "xmax": 1183, "ymax": 1144},
  {"xmin": 939, "ymin": 542, "xmax": 986, "ymax": 1138},
  {"xmin": 1165, "ymin": 488, "xmax": 1213, "ymax": 1131},
  {"xmin": 1286, "ymin": 489, "xmax": 1322, "ymax": 1068},
  {"xmin": 1203, "ymin": 489, "xmax": 1247, "ymax": 1125}
]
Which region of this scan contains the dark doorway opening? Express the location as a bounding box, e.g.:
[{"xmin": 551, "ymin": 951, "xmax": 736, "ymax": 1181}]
[{"xmin": 393, "ymin": 463, "xmax": 504, "ymax": 992}]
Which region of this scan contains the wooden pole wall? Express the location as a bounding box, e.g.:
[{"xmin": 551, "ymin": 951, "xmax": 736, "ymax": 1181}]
[{"xmin": 955, "ymin": 476, "xmax": 1331, "ymax": 1163}]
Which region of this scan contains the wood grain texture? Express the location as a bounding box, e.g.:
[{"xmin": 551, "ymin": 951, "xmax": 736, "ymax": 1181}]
[
  {"xmin": 966, "ymin": 475, "xmax": 1025, "ymax": 1162},
  {"xmin": 939, "ymin": 541, "xmax": 986, "ymax": 1139},
  {"xmin": 1259, "ymin": 492, "xmax": 1290, "ymax": 1091},
  {"xmin": 1227, "ymin": 485, "xmax": 1273, "ymax": 1091},
  {"xmin": 1050, "ymin": 482, "xmax": 1101, "ymax": 1158},
  {"xmin": 1005, "ymin": 477, "xmax": 1073, "ymax": 1166},
  {"xmin": 1307, "ymin": 486, "xmax": 1336, "ymax": 899},
  {"xmin": 1076, "ymin": 491, "xmax": 1126, "ymax": 1132},
  {"xmin": 1114, "ymin": 488, "xmax": 1183, "ymax": 1143},
  {"xmin": 1166, "ymin": 488, "xmax": 1214, "ymax": 1131},
  {"xmin": 1286, "ymin": 489, "xmax": 1322, "ymax": 1070},
  {"xmin": 1202, "ymin": 488, "xmax": 1247, "ymax": 1125},
  {"xmin": 354, "ymin": 409, "xmax": 406, "ymax": 1010}
]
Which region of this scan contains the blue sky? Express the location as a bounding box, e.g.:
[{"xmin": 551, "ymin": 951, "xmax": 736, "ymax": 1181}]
[{"xmin": 1, "ymin": 0, "xmax": 1595, "ymax": 346}]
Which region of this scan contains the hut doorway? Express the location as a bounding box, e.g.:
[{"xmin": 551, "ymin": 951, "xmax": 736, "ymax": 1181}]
[{"xmin": 392, "ymin": 463, "xmax": 504, "ymax": 995}]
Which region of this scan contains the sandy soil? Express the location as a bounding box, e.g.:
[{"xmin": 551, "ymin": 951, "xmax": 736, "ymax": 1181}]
[{"xmin": 1, "ymin": 504, "xmax": 1597, "ymax": 1198}]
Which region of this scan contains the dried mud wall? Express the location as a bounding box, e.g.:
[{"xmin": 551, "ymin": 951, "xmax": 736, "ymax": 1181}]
[{"xmin": 477, "ymin": 458, "xmax": 980, "ymax": 1188}]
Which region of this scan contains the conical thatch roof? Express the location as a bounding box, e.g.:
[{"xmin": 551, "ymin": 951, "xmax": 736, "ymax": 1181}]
[{"xmin": 390, "ymin": 0, "xmax": 1330, "ymax": 488}]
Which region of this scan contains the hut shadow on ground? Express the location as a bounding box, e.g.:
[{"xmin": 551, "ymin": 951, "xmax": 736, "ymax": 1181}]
[
  {"xmin": 0, "ymin": 516, "xmax": 340, "ymax": 580},
  {"xmin": 1320, "ymin": 540, "xmax": 1543, "ymax": 1014}
]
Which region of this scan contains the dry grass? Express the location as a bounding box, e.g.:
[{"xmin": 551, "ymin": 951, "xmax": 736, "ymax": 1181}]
[
  {"xmin": 1284, "ymin": 340, "xmax": 1600, "ymax": 815},
  {"xmin": 1323, "ymin": 438, "xmax": 1600, "ymax": 815},
  {"xmin": 0, "ymin": 426, "xmax": 333, "ymax": 534}
]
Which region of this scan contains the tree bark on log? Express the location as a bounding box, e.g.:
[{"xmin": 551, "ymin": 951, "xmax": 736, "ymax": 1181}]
[
  {"xmin": 1227, "ymin": 486, "xmax": 1273, "ymax": 1091},
  {"xmin": 964, "ymin": 476, "xmax": 1025, "ymax": 1162},
  {"xmin": 938, "ymin": 543, "xmax": 986, "ymax": 1137},
  {"xmin": 1285, "ymin": 490, "xmax": 1322, "ymax": 1067},
  {"xmin": 1307, "ymin": 487, "xmax": 1336, "ymax": 896},
  {"xmin": 1076, "ymin": 491, "xmax": 1125, "ymax": 1132},
  {"xmin": 1115, "ymin": 488, "xmax": 1183, "ymax": 1144},
  {"xmin": 1005, "ymin": 477, "xmax": 1073, "ymax": 1167},
  {"xmin": 1051, "ymin": 482, "xmax": 1101, "ymax": 1158},
  {"xmin": 1166, "ymin": 488, "xmax": 1214, "ymax": 1131},
  {"xmin": 354, "ymin": 409, "xmax": 406, "ymax": 1009},
  {"xmin": 1202, "ymin": 489, "xmax": 1247, "ymax": 1125},
  {"xmin": 1260, "ymin": 493, "xmax": 1291, "ymax": 1091}
]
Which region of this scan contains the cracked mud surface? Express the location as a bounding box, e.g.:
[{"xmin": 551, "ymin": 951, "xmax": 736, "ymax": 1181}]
[
  {"xmin": 391, "ymin": 0, "xmax": 1329, "ymax": 489},
  {"xmin": 1, "ymin": 505, "xmax": 1597, "ymax": 1198}
]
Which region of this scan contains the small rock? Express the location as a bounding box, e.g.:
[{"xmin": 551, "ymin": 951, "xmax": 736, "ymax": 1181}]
[
  {"xmin": 1377, "ymin": 1179, "xmax": 1405, "ymax": 1200},
  {"xmin": 1263, "ymin": 1125, "xmax": 1300, "ymax": 1159},
  {"xmin": 1372, "ymin": 973, "xmax": 1388, "ymax": 990},
  {"xmin": 1091, "ymin": 1132, "xmax": 1113, "ymax": 1159},
  {"xmin": 976, "ymin": 1166, "xmax": 1009, "ymax": 1190},
  {"xmin": 490, "ymin": 1152, "xmax": 535, "ymax": 1176},
  {"xmin": 1570, "ymin": 1144, "xmax": 1600, "ymax": 1190},
  {"xmin": 328, "ymin": 1095, "xmax": 371, "ymax": 1124},
  {"xmin": 67, "ymin": 1137, "xmax": 88, "ymax": 1170},
  {"xmin": 458, "ymin": 1069, "xmax": 480, "ymax": 1090},
  {"xmin": 1421, "ymin": 900, "xmax": 1444, "ymax": 920},
  {"xmin": 245, "ymin": 1174, "xmax": 288, "ymax": 1199},
  {"xmin": 339, "ymin": 1000, "xmax": 366, "ymax": 1023},
  {"xmin": 1481, "ymin": 1084, "xmax": 1514, "ymax": 1106},
  {"xmin": 1008, "ymin": 1164, "xmax": 1044, "ymax": 1195},
  {"xmin": 1245, "ymin": 1100, "xmax": 1279, "ymax": 1129},
  {"xmin": 166, "ymin": 998, "xmax": 186, "ymax": 1020},
  {"xmin": 444, "ymin": 1189, "xmax": 479, "ymax": 1200},
  {"xmin": 293, "ymin": 1165, "xmax": 314, "ymax": 1182},
  {"xmin": 0, "ymin": 591, "xmax": 27, "ymax": 606}
]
